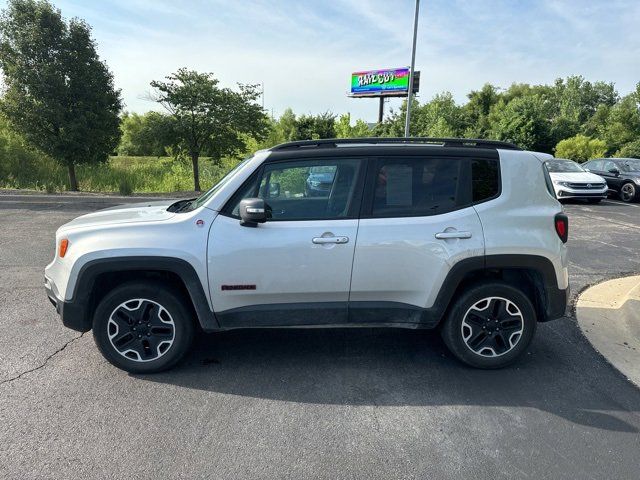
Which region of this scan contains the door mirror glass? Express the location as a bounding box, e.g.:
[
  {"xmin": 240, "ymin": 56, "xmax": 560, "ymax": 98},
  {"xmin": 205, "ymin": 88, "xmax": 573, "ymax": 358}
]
[
  {"xmin": 239, "ymin": 198, "xmax": 268, "ymax": 227},
  {"xmin": 608, "ymin": 167, "xmax": 620, "ymax": 175}
]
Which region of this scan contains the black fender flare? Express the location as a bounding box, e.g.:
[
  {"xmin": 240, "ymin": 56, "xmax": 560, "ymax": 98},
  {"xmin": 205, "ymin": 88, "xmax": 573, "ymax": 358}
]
[{"xmin": 69, "ymin": 256, "xmax": 218, "ymax": 331}]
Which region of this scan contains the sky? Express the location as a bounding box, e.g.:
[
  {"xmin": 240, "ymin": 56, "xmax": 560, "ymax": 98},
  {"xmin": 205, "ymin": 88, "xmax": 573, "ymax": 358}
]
[{"xmin": 3, "ymin": 0, "xmax": 639, "ymax": 122}]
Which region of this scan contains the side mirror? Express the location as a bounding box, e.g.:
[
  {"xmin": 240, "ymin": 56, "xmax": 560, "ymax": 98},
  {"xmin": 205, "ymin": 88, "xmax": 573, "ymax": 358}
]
[
  {"xmin": 239, "ymin": 198, "xmax": 267, "ymax": 227},
  {"xmin": 608, "ymin": 167, "xmax": 620, "ymax": 175}
]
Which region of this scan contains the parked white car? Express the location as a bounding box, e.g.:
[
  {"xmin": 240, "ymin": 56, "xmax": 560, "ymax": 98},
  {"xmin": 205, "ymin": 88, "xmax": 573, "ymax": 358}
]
[
  {"xmin": 45, "ymin": 138, "xmax": 570, "ymax": 373},
  {"xmin": 545, "ymin": 158, "xmax": 608, "ymax": 203}
]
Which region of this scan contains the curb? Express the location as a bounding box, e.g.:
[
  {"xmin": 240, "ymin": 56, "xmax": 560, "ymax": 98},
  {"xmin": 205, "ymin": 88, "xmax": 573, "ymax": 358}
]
[{"xmin": 576, "ymin": 275, "xmax": 640, "ymax": 388}]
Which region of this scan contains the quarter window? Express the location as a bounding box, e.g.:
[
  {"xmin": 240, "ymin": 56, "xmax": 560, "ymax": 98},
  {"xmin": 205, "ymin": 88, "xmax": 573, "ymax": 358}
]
[{"xmin": 472, "ymin": 159, "xmax": 500, "ymax": 202}]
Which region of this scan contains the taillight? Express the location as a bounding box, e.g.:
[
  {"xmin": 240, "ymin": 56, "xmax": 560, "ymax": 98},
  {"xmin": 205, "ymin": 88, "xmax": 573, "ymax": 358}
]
[
  {"xmin": 554, "ymin": 213, "xmax": 568, "ymax": 243},
  {"xmin": 58, "ymin": 239, "xmax": 69, "ymax": 258}
]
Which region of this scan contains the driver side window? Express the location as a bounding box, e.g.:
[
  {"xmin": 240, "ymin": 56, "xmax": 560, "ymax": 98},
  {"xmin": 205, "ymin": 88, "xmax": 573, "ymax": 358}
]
[{"xmin": 227, "ymin": 158, "xmax": 362, "ymax": 221}]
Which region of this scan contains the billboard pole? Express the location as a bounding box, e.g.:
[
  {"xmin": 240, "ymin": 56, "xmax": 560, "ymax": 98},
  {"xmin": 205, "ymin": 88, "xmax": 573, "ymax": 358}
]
[
  {"xmin": 404, "ymin": 0, "xmax": 420, "ymax": 138},
  {"xmin": 378, "ymin": 97, "xmax": 384, "ymax": 124}
]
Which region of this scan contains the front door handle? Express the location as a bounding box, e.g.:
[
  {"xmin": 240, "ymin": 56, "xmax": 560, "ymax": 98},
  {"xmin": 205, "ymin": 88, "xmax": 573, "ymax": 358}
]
[
  {"xmin": 312, "ymin": 236, "xmax": 349, "ymax": 244},
  {"xmin": 435, "ymin": 231, "xmax": 472, "ymax": 240}
]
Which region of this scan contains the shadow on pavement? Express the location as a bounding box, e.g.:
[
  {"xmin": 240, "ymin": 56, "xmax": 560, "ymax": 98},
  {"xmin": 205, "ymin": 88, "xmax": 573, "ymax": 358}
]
[{"xmin": 140, "ymin": 320, "xmax": 640, "ymax": 434}]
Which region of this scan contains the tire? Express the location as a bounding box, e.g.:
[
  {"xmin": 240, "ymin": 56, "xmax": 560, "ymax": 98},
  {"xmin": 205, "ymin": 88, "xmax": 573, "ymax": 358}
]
[
  {"xmin": 92, "ymin": 281, "xmax": 194, "ymax": 373},
  {"xmin": 586, "ymin": 198, "xmax": 602, "ymax": 204},
  {"xmin": 619, "ymin": 182, "xmax": 637, "ymax": 203},
  {"xmin": 440, "ymin": 282, "xmax": 537, "ymax": 369}
]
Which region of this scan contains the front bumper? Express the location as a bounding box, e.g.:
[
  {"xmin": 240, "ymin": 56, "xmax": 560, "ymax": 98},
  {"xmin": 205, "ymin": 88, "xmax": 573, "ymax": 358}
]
[
  {"xmin": 44, "ymin": 276, "xmax": 91, "ymax": 332},
  {"xmin": 554, "ymin": 187, "xmax": 608, "ymax": 199}
]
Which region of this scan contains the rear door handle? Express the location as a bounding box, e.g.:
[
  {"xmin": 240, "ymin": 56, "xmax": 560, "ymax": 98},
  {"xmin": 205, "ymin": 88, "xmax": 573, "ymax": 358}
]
[
  {"xmin": 435, "ymin": 231, "xmax": 472, "ymax": 239},
  {"xmin": 312, "ymin": 236, "xmax": 349, "ymax": 244}
]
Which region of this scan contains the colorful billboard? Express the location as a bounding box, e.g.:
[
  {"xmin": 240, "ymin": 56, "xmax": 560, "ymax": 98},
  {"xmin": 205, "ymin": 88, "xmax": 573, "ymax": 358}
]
[{"xmin": 350, "ymin": 67, "xmax": 410, "ymax": 97}]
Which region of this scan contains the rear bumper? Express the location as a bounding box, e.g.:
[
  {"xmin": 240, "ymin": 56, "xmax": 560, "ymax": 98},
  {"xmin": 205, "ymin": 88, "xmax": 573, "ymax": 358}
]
[{"xmin": 44, "ymin": 276, "xmax": 91, "ymax": 332}]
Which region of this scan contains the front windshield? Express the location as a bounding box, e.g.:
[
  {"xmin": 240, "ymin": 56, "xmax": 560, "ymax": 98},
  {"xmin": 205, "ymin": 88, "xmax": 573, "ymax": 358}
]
[
  {"xmin": 545, "ymin": 159, "xmax": 584, "ymax": 173},
  {"xmin": 190, "ymin": 156, "xmax": 253, "ymax": 209},
  {"xmin": 620, "ymin": 159, "xmax": 640, "ymax": 172}
]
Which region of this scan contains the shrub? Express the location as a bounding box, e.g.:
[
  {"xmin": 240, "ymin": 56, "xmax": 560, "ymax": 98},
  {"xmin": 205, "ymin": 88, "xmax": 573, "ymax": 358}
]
[{"xmin": 554, "ymin": 135, "xmax": 607, "ymax": 162}]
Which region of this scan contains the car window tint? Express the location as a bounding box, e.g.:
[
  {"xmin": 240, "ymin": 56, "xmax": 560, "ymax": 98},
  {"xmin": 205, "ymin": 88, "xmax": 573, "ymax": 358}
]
[
  {"xmin": 228, "ymin": 159, "xmax": 360, "ymax": 221},
  {"xmin": 371, "ymin": 157, "xmax": 469, "ymax": 217},
  {"xmin": 472, "ymin": 159, "xmax": 500, "ymax": 201}
]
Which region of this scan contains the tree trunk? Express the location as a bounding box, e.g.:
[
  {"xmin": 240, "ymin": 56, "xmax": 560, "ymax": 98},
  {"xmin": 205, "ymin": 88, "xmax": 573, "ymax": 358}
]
[
  {"xmin": 191, "ymin": 152, "xmax": 201, "ymax": 192},
  {"xmin": 68, "ymin": 163, "xmax": 79, "ymax": 191}
]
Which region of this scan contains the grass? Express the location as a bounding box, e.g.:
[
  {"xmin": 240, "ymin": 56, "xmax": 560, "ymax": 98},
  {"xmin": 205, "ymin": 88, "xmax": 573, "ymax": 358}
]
[{"xmin": 0, "ymin": 155, "xmax": 241, "ymax": 194}]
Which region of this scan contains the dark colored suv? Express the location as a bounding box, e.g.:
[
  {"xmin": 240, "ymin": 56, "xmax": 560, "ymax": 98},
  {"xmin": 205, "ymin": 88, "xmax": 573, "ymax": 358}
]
[{"xmin": 583, "ymin": 158, "xmax": 640, "ymax": 202}]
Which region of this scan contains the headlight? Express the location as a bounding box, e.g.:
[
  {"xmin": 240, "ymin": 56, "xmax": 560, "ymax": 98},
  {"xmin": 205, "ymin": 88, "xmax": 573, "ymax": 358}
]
[
  {"xmin": 309, "ymin": 180, "xmax": 320, "ymax": 187},
  {"xmin": 553, "ymin": 180, "xmax": 570, "ymax": 187},
  {"xmin": 633, "ymin": 178, "xmax": 640, "ymax": 185}
]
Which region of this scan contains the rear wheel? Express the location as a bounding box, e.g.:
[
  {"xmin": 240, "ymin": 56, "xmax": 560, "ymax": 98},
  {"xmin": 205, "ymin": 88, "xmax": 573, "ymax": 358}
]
[
  {"xmin": 93, "ymin": 281, "xmax": 194, "ymax": 373},
  {"xmin": 620, "ymin": 182, "xmax": 637, "ymax": 203},
  {"xmin": 440, "ymin": 282, "xmax": 537, "ymax": 369}
]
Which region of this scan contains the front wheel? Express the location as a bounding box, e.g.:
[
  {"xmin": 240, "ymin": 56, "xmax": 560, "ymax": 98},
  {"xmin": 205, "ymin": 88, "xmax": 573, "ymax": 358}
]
[
  {"xmin": 620, "ymin": 182, "xmax": 637, "ymax": 203},
  {"xmin": 440, "ymin": 282, "xmax": 537, "ymax": 369},
  {"xmin": 93, "ymin": 281, "xmax": 194, "ymax": 373}
]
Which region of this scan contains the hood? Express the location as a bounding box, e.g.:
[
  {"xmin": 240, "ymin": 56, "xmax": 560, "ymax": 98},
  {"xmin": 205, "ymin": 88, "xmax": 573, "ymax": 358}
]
[
  {"xmin": 549, "ymin": 171, "xmax": 605, "ymax": 183},
  {"xmin": 61, "ymin": 200, "xmax": 177, "ymax": 230}
]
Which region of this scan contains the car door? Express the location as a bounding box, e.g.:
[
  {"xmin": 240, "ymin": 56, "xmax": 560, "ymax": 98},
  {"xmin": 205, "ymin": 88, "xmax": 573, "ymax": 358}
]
[
  {"xmin": 207, "ymin": 156, "xmax": 365, "ymax": 328},
  {"xmin": 601, "ymin": 160, "xmax": 624, "ymax": 190},
  {"xmin": 349, "ymin": 154, "xmax": 488, "ymax": 325}
]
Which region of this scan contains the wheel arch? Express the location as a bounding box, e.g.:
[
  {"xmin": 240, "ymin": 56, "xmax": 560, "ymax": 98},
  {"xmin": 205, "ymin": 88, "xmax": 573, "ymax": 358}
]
[
  {"xmin": 71, "ymin": 256, "xmax": 218, "ymax": 332},
  {"xmin": 434, "ymin": 255, "xmax": 567, "ymax": 325}
]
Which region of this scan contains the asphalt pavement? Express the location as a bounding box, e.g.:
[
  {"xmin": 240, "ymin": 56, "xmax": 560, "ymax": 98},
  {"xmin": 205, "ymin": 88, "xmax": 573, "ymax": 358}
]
[{"xmin": 1, "ymin": 194, "xmax": 639, "ymax": 479}]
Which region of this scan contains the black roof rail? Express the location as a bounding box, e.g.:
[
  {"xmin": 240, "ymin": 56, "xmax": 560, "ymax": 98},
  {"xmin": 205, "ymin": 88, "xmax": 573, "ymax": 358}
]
[{"xmin": 270, "ymin": 137, "xmax": 521, "ymax": 151}]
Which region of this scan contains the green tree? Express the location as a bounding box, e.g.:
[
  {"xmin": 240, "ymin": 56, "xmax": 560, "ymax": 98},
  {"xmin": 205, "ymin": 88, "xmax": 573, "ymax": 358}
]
[
  {"xmin": 0, "ymin": 0, "xmax": 122, "ymax": 191},
  {"xmin": 615, "ymin": 139, "xmax": 640, "ymax": 159},
  {"xmin": 151, "ymin": 68, "xmax": 267, "ymax": 191},
  {"xmin": 336, "ymin": 113, "xmax": 373, "ymax": 138},
  {"xmin": 293, "ymin": 111, "xmax": 336, "ymax": 140},
  {"xmin": 413, "ymin": 92, "xmax": 465, "ymax": 137},
  {"xmin": 118, "ymin": 111, "xmax": 177, "ymax": 156},
  {"xmin": 554, "ymin": 134, "xmax": 607, "ymax": 162},
  {"xmin": 488, "ymin": 95, "xmax": 553, "ymax": 151},
  {"xmin": 463, "ymin": 83, "xmax": 500, "ymax": 137}
]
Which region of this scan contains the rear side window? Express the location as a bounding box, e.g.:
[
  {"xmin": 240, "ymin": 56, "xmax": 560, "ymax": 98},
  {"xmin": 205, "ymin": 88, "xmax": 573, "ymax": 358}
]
[
  {"xmin": 370, "ymin": 157, "xmax": 470, "ymax": 217},
  {"xmin": 471, "ymin": 159, "xmax": 500, "ymax": 202},
  {"xmin": 368, "ymin": 156, "xmax": 499, "ymax": 218}
]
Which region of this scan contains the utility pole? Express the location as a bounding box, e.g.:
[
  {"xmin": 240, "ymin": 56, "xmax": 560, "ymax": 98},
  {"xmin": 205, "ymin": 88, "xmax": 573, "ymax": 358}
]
[
  {"xmin": 378, "ymin": 97, "xmax": 385, "ymax": 124},
  {"xmin": 404, "ymin": 0, "xmax": 420, "ymax": 138}
]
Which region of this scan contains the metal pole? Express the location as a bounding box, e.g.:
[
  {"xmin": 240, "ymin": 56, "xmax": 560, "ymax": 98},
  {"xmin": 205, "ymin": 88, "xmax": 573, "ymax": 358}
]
[
  {"xmin": 378, "ymin": 96, "xmax": 384, "ymax": 124},
  {"xmin": 404, "ymin": 0, "xmax": 420, "ymax": 138}
]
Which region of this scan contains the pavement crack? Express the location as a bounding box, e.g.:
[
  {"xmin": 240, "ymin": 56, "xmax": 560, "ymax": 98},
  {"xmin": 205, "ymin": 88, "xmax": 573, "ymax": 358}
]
[{"xmin": 0, "ymin": 332, "xmax": 85, "ymax": 386}]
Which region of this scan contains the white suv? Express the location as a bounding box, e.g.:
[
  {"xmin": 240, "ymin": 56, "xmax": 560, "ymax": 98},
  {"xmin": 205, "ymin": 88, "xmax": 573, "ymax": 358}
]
[{"xmin": 45, "ymin": 138, "xmax": 569, "ymax": 373}]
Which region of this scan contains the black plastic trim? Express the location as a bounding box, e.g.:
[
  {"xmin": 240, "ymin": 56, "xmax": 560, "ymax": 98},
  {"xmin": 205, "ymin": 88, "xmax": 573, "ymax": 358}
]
[
  {"xmin": 216, "ymin": 302, "xmax": 348, "ymax": 328},
  {"xmin": 61, "ymin": 257, "xmax": 217, "ymax": 332},
  {"xmin": 270, "ymin": 137, "xmax": 521, "ymax": 151}
]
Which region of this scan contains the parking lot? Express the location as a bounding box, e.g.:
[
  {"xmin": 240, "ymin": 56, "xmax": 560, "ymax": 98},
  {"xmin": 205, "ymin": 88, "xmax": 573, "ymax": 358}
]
[{"xmin": 1, "ymin": 194, "xmax": 639, "ymax": 479}]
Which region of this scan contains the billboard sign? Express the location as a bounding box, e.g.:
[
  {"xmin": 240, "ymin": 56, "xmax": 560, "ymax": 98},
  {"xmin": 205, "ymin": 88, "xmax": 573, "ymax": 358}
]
[{"xmin": 350, "ymin": 67, "xmax": 410, "ymax": 97}]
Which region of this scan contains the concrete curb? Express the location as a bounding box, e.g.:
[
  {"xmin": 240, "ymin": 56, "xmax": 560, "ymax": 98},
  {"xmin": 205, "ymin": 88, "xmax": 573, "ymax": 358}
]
[{"xmin": 576, "ymin": 275, "xmax": 640, "ymax": 388}]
